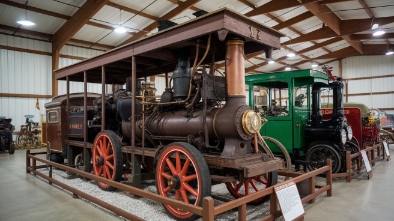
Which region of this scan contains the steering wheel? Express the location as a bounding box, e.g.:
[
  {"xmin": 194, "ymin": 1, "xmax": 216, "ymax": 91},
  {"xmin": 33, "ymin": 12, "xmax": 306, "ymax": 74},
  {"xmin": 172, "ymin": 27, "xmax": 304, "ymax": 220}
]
[{"xmin": 295, "ymin": 94, "xmax": 305, "ymax": 107}]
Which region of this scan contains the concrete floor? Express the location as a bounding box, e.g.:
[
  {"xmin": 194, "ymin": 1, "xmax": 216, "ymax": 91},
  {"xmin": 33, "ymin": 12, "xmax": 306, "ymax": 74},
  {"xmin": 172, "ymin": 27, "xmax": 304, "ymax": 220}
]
[
  {"xmin": 0, "ymin": 149, "xmax": 118, "ymax": 221},
  {"xmin": 0, "ymin": 145, "xmax": 393, "ymax": 221}
]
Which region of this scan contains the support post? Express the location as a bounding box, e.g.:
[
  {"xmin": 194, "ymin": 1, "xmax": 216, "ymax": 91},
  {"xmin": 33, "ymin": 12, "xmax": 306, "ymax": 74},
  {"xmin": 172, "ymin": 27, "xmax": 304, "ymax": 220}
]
[
  {"xmin": 101, "ymin": 66, "xmax": 106, "ymax": 131},
  {"xmin": 309, "ymin": 176, "xmax": 316, "ymax": 203},
  {"xmin": 202, "ymin": 197, "xmax": 215, "ymax": 221},
  {"xmin": 131, "ymin": 56, "xmax": 136, "ymax": 148},
  {"xmin": 49, "ymin": 165, "xmax": 53, "ymax": 185},
  {"xmin": 326, "ymin": 159, "xmax": 332, "ymax": 197},
  {"xmin": 130, "ymin": 154, "xmax": 141, "ymax": 188},
  {"xmin": 238, "ymin": 204, "xmax": 246, "ymax": 221},
  {"xmin": 346, "ymin": 151, "xmax": 351, "ymax": 182},
  {"xmin": 83, "ymin": 71, "xmax": 90, "ymax": 173},
  {"xmin": 26, "ymin": 150, "xmax": 31, "ymax": 173}
]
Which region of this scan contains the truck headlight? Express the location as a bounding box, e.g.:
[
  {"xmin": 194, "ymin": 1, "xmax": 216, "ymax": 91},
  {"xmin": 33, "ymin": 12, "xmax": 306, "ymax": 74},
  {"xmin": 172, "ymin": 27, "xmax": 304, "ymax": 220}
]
[
  {"xmin": 341, "ymin": 129, "xmax": 347, "ymax": 144},
  {"xmin": 346, "ymin": 126, "xmax": 353, "ymax": 141}
]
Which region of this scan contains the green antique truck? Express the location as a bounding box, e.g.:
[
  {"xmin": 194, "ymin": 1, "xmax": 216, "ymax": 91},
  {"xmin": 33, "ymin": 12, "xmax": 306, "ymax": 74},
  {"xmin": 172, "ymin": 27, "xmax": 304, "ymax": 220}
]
[{"xmin": 246, "ymin": 69, "xmax": 359, "ymax": 173}]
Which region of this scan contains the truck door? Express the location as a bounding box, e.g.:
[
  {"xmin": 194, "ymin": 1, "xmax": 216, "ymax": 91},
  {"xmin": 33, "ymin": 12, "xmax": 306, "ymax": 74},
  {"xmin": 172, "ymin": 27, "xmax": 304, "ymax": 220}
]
[{"xmin": 253, "ymin": 83, "xmax": 294, "ymax": 154}]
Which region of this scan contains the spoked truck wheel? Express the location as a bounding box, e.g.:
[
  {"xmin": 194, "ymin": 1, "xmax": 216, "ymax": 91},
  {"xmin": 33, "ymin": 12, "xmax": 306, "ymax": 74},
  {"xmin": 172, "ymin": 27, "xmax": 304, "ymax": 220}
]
[
  {"xmin": 306, "ymin": 143, "xmax": 342, "ymax": 173},
  {"xmin": 156, "ymin": 142, "xmax": 211, "ymax": 221},
  {"xmin": 92, "ymin": 130, "xmax": 123, "ymax": 191}
]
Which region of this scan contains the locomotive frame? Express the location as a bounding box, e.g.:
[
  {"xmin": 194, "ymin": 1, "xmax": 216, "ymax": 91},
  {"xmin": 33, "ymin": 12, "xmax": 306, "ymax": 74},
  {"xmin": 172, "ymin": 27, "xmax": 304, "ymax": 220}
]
[{"xmin": 47, "ymin": 9, "xmax": 284, "ymax": 220}]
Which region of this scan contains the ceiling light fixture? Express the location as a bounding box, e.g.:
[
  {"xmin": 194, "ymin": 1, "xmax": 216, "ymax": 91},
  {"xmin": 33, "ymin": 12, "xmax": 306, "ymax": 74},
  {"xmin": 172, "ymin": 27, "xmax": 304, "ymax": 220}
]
[
  {"xmin": 311, "ymin": 62, "xmax": 318, "ymax": 68},
  {"xmin": 373, "ymin": 30, "xmax": 385, "ymax": 36},
  {"xmin": 17, "ymin": 1, "xmax": 35, "ymax": 26},
  {"xmin": 371, "ymin": 24, "xmax": 379, "ymax": 30},
  {"xmin": 114, "ymin": 9, "xmax": 126, "ymax": 33},
  {"xmin": 386, "ymin": 50, "xmax": 394, "ymax": 55},
  {"xmin": 268, "ymin": 58, "xmax": 275, "ymax": 64},
  {"xmin": 285, "ymin": 66, "xmax": 291, "ymax": 71},
  {"xmin": 287, "ymin": 52, "xmax": 295, "ymax": 57}
]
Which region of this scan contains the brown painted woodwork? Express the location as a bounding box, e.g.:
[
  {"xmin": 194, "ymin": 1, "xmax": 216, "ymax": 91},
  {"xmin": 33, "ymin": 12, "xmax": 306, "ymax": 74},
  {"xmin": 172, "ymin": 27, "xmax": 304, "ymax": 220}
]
[
  {"xmin": 106, "ymin": 1, "xmax": 158, "ymax": 21},
  {"xmin": 52, "ymin": 0, "xmax": 110, "ymax": 51},
  {"xmin": 52, "ymin": 48, "xmax": 60, "ymax": 96},
  {"xmin": 0, "ymin": 93, "xmax": 52, "ymax": 98},
  {"xmin": 272, "ymin": 12, "xmax": 314, "ymax": 30}
]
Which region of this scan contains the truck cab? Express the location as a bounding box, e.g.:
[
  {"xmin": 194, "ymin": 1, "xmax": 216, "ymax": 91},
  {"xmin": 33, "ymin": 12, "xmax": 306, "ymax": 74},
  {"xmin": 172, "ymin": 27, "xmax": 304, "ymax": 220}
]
[{"xmin": 246, "ymin": 69, "xmax": 357, "ymax": 173}]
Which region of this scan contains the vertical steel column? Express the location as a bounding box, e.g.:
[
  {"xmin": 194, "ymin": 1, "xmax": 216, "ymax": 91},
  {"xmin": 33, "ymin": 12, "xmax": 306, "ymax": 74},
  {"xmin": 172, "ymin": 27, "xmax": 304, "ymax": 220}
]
[
  {"xmin": 101, "ymin": 66, "xmax": 106, "ymax": 131},
  {"xmin": 83, "ymin": 71, "xmax": 90, "ymax": 172},
  {"xmin": 131, "ymin": 56, "xmax": 136, "ymax": 148},
  {"xmin": 131, "ymin": 56, "xmax": 141, "ymax": 188},
  {"xmin": 66, "ymin": 76, "xmax": 70, "ymax": 137},
  {"xmin": 165, "ymin": 72, "xmax": 168, "ymax": 88}
]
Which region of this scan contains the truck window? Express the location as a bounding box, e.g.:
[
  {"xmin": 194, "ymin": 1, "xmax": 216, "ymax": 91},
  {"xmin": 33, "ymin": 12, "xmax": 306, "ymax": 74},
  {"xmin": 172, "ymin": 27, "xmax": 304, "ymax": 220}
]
[
  {"xmin": 294, "ymin": 86, "xmax": 307, "ymax": 108},
  {"xmin": 253, "ymin": 84, "xmax": 289, "ymax": 117}
]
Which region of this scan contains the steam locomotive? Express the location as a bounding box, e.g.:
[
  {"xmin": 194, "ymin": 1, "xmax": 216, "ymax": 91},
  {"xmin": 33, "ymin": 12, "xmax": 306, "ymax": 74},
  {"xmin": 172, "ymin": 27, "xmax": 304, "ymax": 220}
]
[{"xmin": 46, "ymin": 9, "xmax": 283, "ymax": 220}]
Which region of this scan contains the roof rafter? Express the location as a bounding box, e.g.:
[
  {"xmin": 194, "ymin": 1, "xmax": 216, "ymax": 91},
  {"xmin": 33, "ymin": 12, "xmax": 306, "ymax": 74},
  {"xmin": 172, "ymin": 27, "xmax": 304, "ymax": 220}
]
[
  {"xmin": 272, "ymin": 11, "xmax": 314, "ymax": 30},
  {"xmin": 302, "ymin": 1, "xmax": 364, "ymax": 53},
  {"xmin": 52, "ymin": 0, "xmax": 110, "ymax": 51},
  {"xmin": 106, "ymin": 1, "xmax": 159, "ymax": 21}
]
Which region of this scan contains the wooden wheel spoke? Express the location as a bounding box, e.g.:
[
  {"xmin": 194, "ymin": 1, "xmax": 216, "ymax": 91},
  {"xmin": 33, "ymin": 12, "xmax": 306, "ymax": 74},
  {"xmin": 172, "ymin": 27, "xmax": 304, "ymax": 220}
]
[
  {"xmin": 104, "ymin": 166, "xmax": 112, "ymax": 179},
  {"xmin": 164, "ymin": 186, "xmax": 172, "ymax": 193},
  {"xmin": 183, "ymin": 183, "xmax": 198, "ymax": 196},
  {"xmin": 97, "ymin": 140, "xmax": 104, "ymax": 156},
  {"xmin": 97, "ymin": 166, "xmax": 103, "ymax": 176},
  {"xmin": 161, "ymin": 172, "xmax": 172, "ymax": 180},
  {"xmin": 250, "ymin": 180, "xmax": 259, "ymax": 192},
  {"xmin": 180, "ymin": 158, "xmax": 190, "ymax": 176},
  {"xmin": 235, "ymin": 182, "xmax": 243, "ymax": 192},
  {"xmin": 180, "ymin": 189, "xmax": 190, "ymax": 204},
  {"xmin": 183, "ymin": 174, "xmax": 197, "ymax": 182},
  {"xmin": 245, "ymin": 181, "xmax": 250, "ymax": 195},
  {"xmin": 254, "ymin": 176, "xmax": 267, "ymax": 184},
  {"xmin": 175, "ymin": 190, "xmax": 180, "ymax": 200},
  {"xmin": 165, "ymin": 158, "xmax": 176, "ymax": 175},
  {"xmin": 105, "ymin": 154, "xmax": 113, "ymax": 161},
  {"xmin": 105, "ymin": 161, "xmax": 114, "ymax": 170},
  {"xmin": 106, "ymin": 140, "xmax": 111, "ymax": 156},
  {"xmin": 175, "ymin": 152, "xmax": 181, "ymax": 173}
]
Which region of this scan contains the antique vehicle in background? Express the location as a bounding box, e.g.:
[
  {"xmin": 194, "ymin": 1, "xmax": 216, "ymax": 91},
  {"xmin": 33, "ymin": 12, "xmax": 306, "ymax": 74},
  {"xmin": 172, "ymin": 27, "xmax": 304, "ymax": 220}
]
[
  {"xmin": 0, "ymin": 117, "xmax": 16, "ymax": 154},
  {"xmin": 45, "ymin": 9, "xmax": 284, "ymax": 220},
  {"xmin": 245, "ymin": 69, "xmax": 359, "ymax": 173},
  {"xmin": 16, "ymin": 116, "xmax": 41, "ymax": 149}
]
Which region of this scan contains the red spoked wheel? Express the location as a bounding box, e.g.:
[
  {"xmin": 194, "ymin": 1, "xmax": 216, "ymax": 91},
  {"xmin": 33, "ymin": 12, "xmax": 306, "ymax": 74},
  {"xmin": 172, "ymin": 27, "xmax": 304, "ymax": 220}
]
[
  {"xmin": 92, "ymin": 130, "xmax": 123, "ymax": 191},
  {"xmin": 226, "ymin": 140, "xmax": 278, "ymax": 205},
  {"xmin": 156, "ymin": 142, "xmax": 211, "ymax": 221},
  {"xmin": 225, "ymin": 172, "xmax": 276, "ymax": 205}
]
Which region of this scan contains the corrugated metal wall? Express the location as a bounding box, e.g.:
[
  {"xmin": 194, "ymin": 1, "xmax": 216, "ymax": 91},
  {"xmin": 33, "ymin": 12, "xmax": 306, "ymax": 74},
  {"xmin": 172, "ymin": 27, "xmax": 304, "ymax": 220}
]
[
  {"xmin": 0, "ymin": 35, "xmax": 104, "ymax": 134},
  {"xmin": 342, "ymin": 55, "xmax": 394, "ymax": 113}
]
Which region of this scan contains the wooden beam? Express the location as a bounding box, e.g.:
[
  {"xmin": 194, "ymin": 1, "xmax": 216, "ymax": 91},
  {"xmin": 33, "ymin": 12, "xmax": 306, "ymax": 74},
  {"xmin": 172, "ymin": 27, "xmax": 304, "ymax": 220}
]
[
  {"xmin": 0, "ymin": 24, "xmax": 114, "ymax": 50},
  {"xmin": 239, "ymin": 0, "xmax": 256, "ymax": 9},
  {"xmin": 0, "ymin": 0, "xmax": 118, "ymax": 32},
  {"xmin": 68, "ymin": 38, "xmax": 114, "ymax": 50},
  {"xmin": 245, "ymin": 0, "xmax": 301, "ymax": 17},
  {"xmin": 0, "ymin": 0, "xmax": 69, "ymax": 19},
  {"xmin": 358, "ymin": 0, "xmax": 373, "ymax": 18},
  {"xmin": 0, "ymin": 24, "xmax": 51, "ymax": 39},
  {"xmin": 315, "ymin": 46, "xmax": 360, "ymax": 59},
  {"xmin": 319, "ymin": 0, "xmax": 353, "ymax": 3},
  {"xmin": 303, "ymin": 2, "xmax": 364, "ymax": 53},
  {"xmin": 363, "ymin": 44, "xmax": 392, "ymax": 55},
  {"xmin": 121, "ymin": 0, "xmax": 201, "ymax": 45},
  {"xmin": 272, "ymin": 12, "xmax": 314, "ymax": 30},
  {"xmin": 298, "ymin": 37, "xmax": 342, "ymax": 53},
  {"xmin": 341, "ymin": 16, "xmax": 394, "ymax": 36},
  {"xmin": 107, "ymin": 1, "xmax": 158, "ymax": 21},
  {"xmin": 0, "ymin": 45, "xmax": 51, "ymax": 56},
  {"xmin": 52, "ymin": 47, "xmax": 60, "ymax": 96},
  {"xmin": 350, "ymin": 33, "xmax": 394, "ymax": 40},
  {"xmin": 166, "ymin": 0, "xmax": 200, "ymax": 11},
  {"xmin": 52, "ymin": 0, "xmax": 110, "ymax": 51},
  {"xmin": 0, "ymin": 93, "xmax": 52, "ymax": 98},
  {"xmin": 282, "ymin": 28, "xmax": 337, "ymax": 45}
]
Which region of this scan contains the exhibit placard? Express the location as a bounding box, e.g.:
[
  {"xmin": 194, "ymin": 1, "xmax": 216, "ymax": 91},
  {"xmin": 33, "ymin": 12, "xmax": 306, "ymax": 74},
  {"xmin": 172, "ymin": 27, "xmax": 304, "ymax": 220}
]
[
  {"xmin": 360, "ymin": 150, "xmax": 371, "ymax": 172},
  {"xmin": 383, "ymin": 141, "xmax": 390, "ymax": 160},
  {"xmin": 274, "ymin": 181, "xmax": 304, "ymax": 221}
]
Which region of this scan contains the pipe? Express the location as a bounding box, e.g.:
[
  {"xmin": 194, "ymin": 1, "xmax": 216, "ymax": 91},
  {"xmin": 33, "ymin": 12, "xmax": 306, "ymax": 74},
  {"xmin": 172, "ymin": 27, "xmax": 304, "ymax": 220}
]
[{"xmin": 225, "ymin": 40, "xmax": 245, "ymax": 97}]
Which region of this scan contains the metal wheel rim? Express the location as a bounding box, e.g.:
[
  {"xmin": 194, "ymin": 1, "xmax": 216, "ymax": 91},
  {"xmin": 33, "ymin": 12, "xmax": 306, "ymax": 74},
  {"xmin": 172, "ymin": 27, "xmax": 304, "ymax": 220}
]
[
  {"xmin": 92, "ymin": 133, "xmax": 116, "ymax": 189},
  {"xmin": 156, "ymin": 145, "xmax": 202, "ymax": 219}
]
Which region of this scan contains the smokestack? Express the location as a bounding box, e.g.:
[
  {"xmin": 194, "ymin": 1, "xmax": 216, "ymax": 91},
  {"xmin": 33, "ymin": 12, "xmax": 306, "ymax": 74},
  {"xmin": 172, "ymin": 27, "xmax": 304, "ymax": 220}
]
[{"xmin": 225, "ymin": 39, "xmax": 245, "ymax": 98}]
